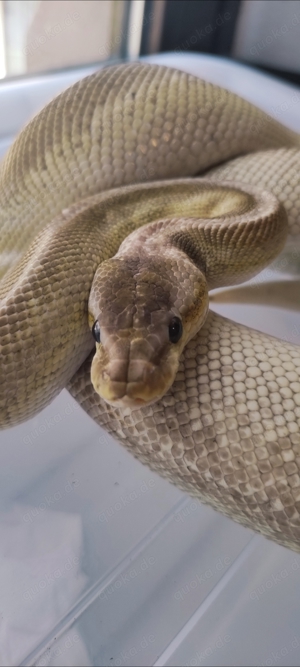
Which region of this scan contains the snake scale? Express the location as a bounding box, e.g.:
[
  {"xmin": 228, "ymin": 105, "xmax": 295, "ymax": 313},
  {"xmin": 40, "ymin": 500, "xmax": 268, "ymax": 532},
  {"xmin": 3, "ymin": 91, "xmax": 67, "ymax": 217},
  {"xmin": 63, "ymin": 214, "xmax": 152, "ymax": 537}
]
[{"xmin": 1, "ymin": 62, "xmax": 300, "ymax": 551}]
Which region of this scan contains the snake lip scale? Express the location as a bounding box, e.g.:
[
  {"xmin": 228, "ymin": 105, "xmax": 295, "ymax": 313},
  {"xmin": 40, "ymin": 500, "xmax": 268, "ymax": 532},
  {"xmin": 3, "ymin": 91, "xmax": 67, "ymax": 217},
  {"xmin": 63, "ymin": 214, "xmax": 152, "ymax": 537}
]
[{"xmin": 1, "ymin": 61, "xmax": 300, "ymax": 551}]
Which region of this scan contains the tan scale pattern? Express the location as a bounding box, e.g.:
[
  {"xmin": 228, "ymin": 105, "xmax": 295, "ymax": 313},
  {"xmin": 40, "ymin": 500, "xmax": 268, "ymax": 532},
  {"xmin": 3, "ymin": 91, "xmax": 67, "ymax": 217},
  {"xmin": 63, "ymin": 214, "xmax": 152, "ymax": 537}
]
[
  {"xmin": 0, "ymin": 178, "xmax": 286, "ymax": 426},
  {"xmin": 0, "ymin": 63, "xmax": 298, "ymax": 277},
  {"xmin": 207, "ymin": 148, "xmax": 300, "ymax": 236},
  {"xmin": 69, "ymin": 311, "xmax": 300, "ymax": 552},
  {"xmin": 1, "ymin": 62, "xmax": 300, "ymax": 548}
]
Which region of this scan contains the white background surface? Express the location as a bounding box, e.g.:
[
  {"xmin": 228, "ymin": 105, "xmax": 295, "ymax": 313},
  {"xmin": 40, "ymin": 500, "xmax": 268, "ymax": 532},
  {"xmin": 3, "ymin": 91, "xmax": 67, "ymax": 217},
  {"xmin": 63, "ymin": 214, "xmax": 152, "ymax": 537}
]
[{"xmin": 0, "ymin": 53, "xmax": 300, "ymax": 666}]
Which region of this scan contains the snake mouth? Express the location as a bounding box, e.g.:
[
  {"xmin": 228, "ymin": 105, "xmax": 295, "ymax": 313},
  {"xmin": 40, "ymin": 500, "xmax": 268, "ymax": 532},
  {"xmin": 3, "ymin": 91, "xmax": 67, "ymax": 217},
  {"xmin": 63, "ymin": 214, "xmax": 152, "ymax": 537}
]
[
  {"xmin": 90, "ymin": 355, "xmax": 176, "ymax": 408},
  {"xmin": 95, "ymin": 388, "xmax": 153, "ymax": 409}
]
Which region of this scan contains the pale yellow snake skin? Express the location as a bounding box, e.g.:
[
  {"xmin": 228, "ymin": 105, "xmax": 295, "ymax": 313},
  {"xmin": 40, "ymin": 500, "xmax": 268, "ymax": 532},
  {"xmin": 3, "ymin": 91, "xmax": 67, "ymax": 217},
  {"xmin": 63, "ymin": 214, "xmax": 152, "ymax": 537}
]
[{"xmin": 1, "ymin": 62, "xmax": 300, "ymax": 551}]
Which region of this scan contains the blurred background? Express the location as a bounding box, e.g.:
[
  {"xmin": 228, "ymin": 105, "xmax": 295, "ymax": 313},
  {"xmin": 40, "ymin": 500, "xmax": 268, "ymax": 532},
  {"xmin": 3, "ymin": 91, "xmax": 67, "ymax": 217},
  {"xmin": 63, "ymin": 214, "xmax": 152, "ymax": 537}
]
[{"xmin": 0, "ymin": 0, "xmax": 299, "ymax": 82}]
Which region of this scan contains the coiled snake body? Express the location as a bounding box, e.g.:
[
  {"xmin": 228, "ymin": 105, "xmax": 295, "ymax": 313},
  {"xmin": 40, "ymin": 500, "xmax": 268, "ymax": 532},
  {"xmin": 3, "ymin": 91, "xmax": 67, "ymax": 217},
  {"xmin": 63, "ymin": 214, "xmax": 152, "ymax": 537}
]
[{"xmin": 1, "ymin": 62, "xmax": 300, "ymax": 550}]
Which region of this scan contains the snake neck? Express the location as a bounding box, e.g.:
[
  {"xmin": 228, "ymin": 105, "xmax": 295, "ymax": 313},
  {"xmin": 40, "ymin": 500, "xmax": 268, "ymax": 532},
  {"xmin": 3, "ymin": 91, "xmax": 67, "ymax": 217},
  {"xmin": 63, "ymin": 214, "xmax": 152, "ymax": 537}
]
[{"xmin": 111, "ymin": 182, "xmax": 288, "ymax": 292}]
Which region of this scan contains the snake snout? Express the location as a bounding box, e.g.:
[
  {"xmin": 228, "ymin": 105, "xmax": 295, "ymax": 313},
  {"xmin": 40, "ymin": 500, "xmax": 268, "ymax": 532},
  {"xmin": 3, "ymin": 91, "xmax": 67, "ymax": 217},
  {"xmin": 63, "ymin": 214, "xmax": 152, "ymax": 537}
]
[
  {"xmin": 90, "ymin": 332, "xmax": 179, "ymax": 408},
  {"xmin": 91, "ymin": 356, "xmax": 171, "ymax": 408}
]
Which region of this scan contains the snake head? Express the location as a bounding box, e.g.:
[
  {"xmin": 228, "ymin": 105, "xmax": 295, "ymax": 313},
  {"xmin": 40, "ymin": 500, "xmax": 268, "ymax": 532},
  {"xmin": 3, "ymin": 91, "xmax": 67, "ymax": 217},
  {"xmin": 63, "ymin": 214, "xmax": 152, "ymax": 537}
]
[{"xmin": 88, "ymin": 252, "xmax": 208, "ymax": 409}]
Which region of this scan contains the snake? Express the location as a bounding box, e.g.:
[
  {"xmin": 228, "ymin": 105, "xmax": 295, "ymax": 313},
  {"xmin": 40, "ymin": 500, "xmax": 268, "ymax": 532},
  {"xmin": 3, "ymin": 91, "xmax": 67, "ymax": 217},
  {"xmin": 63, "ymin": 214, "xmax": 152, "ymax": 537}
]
[{"xmin": 1, "ymin": 62, "xmax": 300, "ymax": 552}]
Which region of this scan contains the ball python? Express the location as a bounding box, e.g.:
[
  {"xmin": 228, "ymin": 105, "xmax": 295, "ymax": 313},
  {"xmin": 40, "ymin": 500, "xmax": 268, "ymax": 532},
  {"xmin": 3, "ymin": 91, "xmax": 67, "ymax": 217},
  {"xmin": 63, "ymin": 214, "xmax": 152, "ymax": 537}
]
[{"xmin": 1, "ymin": 62, "xmax": 300, "ymax": 552}]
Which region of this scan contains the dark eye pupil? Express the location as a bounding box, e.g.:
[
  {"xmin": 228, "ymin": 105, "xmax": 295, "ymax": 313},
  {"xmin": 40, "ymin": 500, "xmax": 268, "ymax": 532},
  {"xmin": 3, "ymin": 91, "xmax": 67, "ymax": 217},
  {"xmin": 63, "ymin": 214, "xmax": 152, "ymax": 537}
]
[
  {"xmin": 92, "ymin": 320, "xmax": 101, "ymax": 344},
  {"xmin": 169, "ymin": 317, "xmax": 183, "ymax": 344}
]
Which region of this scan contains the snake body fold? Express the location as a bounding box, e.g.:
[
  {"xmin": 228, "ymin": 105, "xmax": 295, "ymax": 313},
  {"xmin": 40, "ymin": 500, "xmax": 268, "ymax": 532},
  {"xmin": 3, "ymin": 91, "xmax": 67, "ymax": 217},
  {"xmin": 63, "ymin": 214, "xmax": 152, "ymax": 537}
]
[{"xmin": 1, "ymin": 62, "xmax": 300, "ymax": 550}]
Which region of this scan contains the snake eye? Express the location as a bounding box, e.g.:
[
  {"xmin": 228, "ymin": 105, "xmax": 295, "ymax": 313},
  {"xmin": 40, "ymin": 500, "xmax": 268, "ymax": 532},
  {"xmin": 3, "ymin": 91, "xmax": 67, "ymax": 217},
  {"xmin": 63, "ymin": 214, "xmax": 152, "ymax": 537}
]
[
  {"xmin": 92, "ymin": 320, "xmax": 101, "ymax": 344},
  {"xmin": 169, "ymin": 317, "xmax": 183, "ymax": 344}
]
